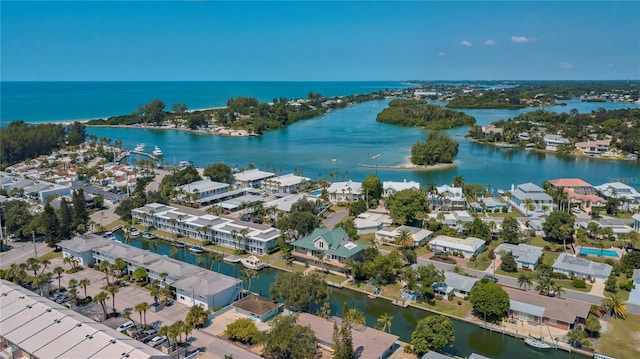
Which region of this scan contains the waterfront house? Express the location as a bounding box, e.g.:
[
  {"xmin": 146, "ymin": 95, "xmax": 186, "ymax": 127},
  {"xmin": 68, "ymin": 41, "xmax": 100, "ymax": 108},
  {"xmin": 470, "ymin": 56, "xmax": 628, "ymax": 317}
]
[
  {"xmin": 509, "ymin": 182, "xmax": 553, "ymax": 216},
  {"xmin": 178, "ymin": 179, "xmax": 230, "ymax": 206},
  {"xmin": 543, "ymin": 134, "xmax": 571, "ymax": 150},
  {"xmin": 552, "ymin": 253, "xmax": 613, "ymax": 282},
  {"xmin": 578, "ymin": 219, "xmax": 635, "ymax": 238},
  {"xmin": 263, "ymin": 173, "xmax": 310, "ymax": 194},
  {"xmin": 232, "ymin": 294, "xmax": 283, "ymax": 323},
  {"xmin": 375, "ymin": 225, "xmax": 433, "ymax": 246},
  {"xmin": 548, "ymin": 178, "xmax": 605, "ymax": 210},
  {"xmin": 233, "ymin": 168, "xmax": 275, "ymax": 188},
  {"xmin": 326, "ymin": 181, "xmax": 364, "ymax": 203},
  {"xmin": 297, "ymin": 313, "xmax": 399, "ymax": 359},
  {"xmin": 290, "ymin": 227, "xmax": 365, "ymax": 273},
  {"xmin": 594, "ymin": 182, "xmax": 640, "ymax": 208},
  {"xmin": 432, "ymin": 271, "xmax": 480, "ymax": 299},
  {"xmin": 382, "ymin": 180, "xmax": 420, "ymax": 198},
  {"xmin": 428, "ymin": 235, "xmax": 485, "ymax": 258},
  {"xmin": 429, "ymin": 185, "xmax": 466, "ymax": 210},
  {"xmin": 132, "ymin": 203, "xmax": 278, "ymax": 255},
  {"xmin": 59, "ymin": 235, "xmax": 242, "ymax": 310},
  {"xmin": 574, "ymin": 139, "xmax": 611, "ymax": 155},
  {"xmin": 263, "ymin": 193, "xmax": 320, "ymax": 213},
  {"xmin": 629, "ymin": 269, "xmax": 640, "ymax": 305},
  {"xmin": 494, "ymin": 243, "xmax": 543, "ymax": 270},
  {"xmin": 634, "ymin": 213, "xmax": 640, "ymax": 232},
  {"xmin": 504, "ymin": 287, "xmax": 590, "ymax": 330},
  {"xmin": 0, "ymin": 280, "xmax": 170, "ymax": 359},
  {"xmin": 480, "ymin": 196, "xmax": 507, "ymax": 212}
]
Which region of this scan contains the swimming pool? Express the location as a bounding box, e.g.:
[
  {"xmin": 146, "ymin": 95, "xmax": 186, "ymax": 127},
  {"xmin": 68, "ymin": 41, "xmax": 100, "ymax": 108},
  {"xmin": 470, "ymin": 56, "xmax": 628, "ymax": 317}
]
[
  {"xmin": 579, "ymin": 247, "xmax": 619, "ymax": 258},
  {"xmin": 311, "ymin": 189, "xmax": 323, "ymax": 196}
]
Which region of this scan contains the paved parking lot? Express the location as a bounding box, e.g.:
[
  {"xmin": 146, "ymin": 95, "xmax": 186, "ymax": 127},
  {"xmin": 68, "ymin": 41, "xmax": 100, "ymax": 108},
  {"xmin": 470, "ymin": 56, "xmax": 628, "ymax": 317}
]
[{"xmin": 0, "ymin": 240, "xmax": 51, "ymax": 269}]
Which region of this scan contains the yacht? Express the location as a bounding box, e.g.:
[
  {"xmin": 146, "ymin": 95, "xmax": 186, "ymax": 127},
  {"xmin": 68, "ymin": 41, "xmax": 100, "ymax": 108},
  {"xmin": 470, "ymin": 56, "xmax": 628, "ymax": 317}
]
[
  {"xmin": 142, "ymin": 232, "xmax": 155, "ymax": 240},
  {"xmin": 240, "ymin": 255, "xmax": 266, "ymax": 270},
  {"xmin": 134, "ymin": 143, "xmax": 145, "ymax": 152},
  {"xmin": 152, "ymin": 146, "xmax": 163, "ymax": 156}
]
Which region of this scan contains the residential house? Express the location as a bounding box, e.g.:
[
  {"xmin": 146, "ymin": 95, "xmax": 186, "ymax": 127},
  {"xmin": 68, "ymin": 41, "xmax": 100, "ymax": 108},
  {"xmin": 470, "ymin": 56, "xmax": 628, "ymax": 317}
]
[
  {"xmin": 263, "ymin": 193, "xmax": 319, "ymax": 213},
  {"xmin": 375, "ymin": 225, "xmax": 433, "ymax": 246},
  {"xmin": 549, "ymin": 178, "xmax": 605, "ymax": 210},
  {"xmin": 326, "ymin": 181, "xmax": 364, "ymax": 203},
  {"xmin": 232, "ymin": 294, "xmax": 283, "ymax": 323},
  {"xmin": 428, "ymin": 235, "xmax": 485, "ymax": 258},
  {"xmin": 178, "ymin": 179, "xmax": 230, "ymax": 206},
  {"xmin": 382, "ymin": 180, "xmax": 420, "ymax": 198},
  {"xmin": 59, "ymin": 235, "xmax": 242, "ymax": 310},
  {"xmin": 233, "ymin": 168, "xmax": 275, "ymax": 188},
  {"xmin": 504, "ymin": 287, "xmax": 590, "ymax": 330},
  {"xmin": 552, "ymin": 253, "xmax": 613, "ymax": 282},
  {"xmin": 132, "ymin": 203, "xmax": 278, "ymax": 255},
  {"xmin": 290, "ymin": 227, "xmax": 365, "ymax": 273},
  {"xmin": 432, "ymin": 271, "xmax": 480, "ymax": 299},
  {"xmin": 297, "ymin": 313, "xmax": 399, "ymax": 359},
  {"xmin": 509, "ymin": 182, "xmax": 553, "ymax": 216},
  {"xmin": 574, "ymin": 139, "xmax": 611, "ymax": 155},
  {"xmin": 594, "ymin": 182, "xmax": 640, "ymax": 208},
  {"xmin": 543, "ymin": 134, "xmax": 571, "ymax": 150},
  {"xmin": 263, "ymin": 173, "xmax": 310, "ymax": 194},
  {"xmin": 353, "ymin": 211, "xmax": 393, "ymax": 234},
  {"xmin": 633, "ymin": 213, "xmax": 640, "ymax": 232},
  {"xmin": 429, "ymin": 185, "xmax": 466, "ymax": 210},
  {"xmin": 480, "ymin": 197, "xmax": 507, "ymax": 212},
  {"xmin": 494, "ymin": 243, "xmax": 543, "ymax": 270},
  {"xmin": 629, "ymin": 269, "xmax": 640, "ymax": 305},
  {"xmin": 578, "ymin": 219, "xmax": 635, "ymax": 238},
  {"xmin": 0, "ymin": 280, "xmax": 170, "ymax": 359}
]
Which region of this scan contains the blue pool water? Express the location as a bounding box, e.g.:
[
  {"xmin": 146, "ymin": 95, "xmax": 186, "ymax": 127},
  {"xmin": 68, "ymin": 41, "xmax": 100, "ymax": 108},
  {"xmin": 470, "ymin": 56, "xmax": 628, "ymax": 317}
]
[
  {"xmin": 311, "ymin": 189, "xmax": 323, "ymax": 196},
  {"xmin": 579, "ymin": 247, "xmax": 619, "ymax": 257}
]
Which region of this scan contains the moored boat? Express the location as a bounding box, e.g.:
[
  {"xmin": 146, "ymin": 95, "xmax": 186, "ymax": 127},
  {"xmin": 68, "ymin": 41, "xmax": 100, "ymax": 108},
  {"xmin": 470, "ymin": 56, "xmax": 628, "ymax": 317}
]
[
  {"xmin": 240, "ymin": 255, "xmax": 266, "ymax": 270},
  {"xmin": 223, "ymin": 255, "xmax": 242, "ymax": 263},
  {"xmin": 524, "ymin": 336, "xmax": 553, "ymax": 350},
  {"xmin": 173, "ymin": 242, "xmax": 186, "ymax": 248},
  {"xmin": 142, "ymin": 232, "xmax": 155, "ymax": 240},
  {"xmin": 152, "ymin": 146, "xmax": 163, "ymax": 156},
  {"xmin": 188, "ymin": 246, "xmax": 205, "ymax": 254},
  {"xmin": 134, "ymin": 143, "xmax": 145, "ymax": 152}
]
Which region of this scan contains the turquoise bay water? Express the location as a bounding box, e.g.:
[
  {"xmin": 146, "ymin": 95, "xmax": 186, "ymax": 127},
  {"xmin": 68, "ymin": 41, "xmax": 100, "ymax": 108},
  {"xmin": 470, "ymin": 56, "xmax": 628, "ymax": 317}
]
[
  {"xmin": 579, "ymin": 247, "xmax": 619, "ymax": 257},
  {"xmin": 0, "ymin": 81, "xmax": 413, "ymax": 123}
]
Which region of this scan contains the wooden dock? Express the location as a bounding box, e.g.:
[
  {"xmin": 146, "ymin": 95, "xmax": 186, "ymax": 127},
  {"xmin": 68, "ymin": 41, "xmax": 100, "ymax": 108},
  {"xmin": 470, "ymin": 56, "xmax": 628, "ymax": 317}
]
[{"xmin": 392, "ymin": 299, "xmax": 409, "ymax": 307}]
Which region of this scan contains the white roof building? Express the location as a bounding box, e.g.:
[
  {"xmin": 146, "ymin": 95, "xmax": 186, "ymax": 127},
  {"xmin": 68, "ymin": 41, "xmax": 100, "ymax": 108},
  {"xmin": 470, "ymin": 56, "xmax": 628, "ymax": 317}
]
[
  {"xmin": 263, "ymin": 193, "xmax": 318, "ymax": 213},
  {"xmin": 382, "ymin": 180, "xmax": 420, "ymax": 198},
  {"xmin": 594, "ymin": 182, "xmax": 640, "ymax": 203},
  {"xmin": 353, "ymin": 211, "xmax": 393, "ymax": 234},
  {"xmin": 326, "ymin": 181, "xmax": 364, "ymax": 203},
  {"xmin": 234, "ymin": 168, "xmax": 276, "ymax": 188},
  {"xmin": 552, "ymin": 253, "xmax": 613, "ymax": 282},
  {"xmin": 263, "ymin": 173, "xmax": 310, "ymax": 194},
  {"xmin": 428, "ymin": 235, "xmax": 486, "ymax": 258},
  {"xmin": 495, "ymin": 243, "xmax": 543, "ymax": 270},
  {"xmin": 178, "ymin": 179, "xmax": 229, "ymax": 202},
  {"xmin": 0, "ymin": 280, "xmax": 169, "ymax": 359},
  {"xmin": 375, "ymin": 225, "xmax": 433, "ymax": 246}
]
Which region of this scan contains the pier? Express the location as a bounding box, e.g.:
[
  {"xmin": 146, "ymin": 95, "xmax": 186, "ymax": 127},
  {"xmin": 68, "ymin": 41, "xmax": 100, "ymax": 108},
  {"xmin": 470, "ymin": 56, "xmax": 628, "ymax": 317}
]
[{"xmin": 114, "ymin": 150, "xmax": 159, "ymax": 162}]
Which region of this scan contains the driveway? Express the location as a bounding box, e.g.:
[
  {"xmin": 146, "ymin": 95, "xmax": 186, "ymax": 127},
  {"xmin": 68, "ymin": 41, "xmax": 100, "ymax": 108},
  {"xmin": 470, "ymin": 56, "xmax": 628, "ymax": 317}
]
[
  {"xmin": 322, "ymin": 210, "xmax": 348, "ymax": 229},
  {"xmin": 0, "ymin": 240, "xmax": 51, "ymax": 269}
]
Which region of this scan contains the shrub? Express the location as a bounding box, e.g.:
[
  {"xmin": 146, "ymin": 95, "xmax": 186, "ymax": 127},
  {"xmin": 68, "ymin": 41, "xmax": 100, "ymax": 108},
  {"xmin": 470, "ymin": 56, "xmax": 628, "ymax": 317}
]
[
  {"xmin": 267, "ymin": 246, "xmax": 280, "ymax": 255},
  {"xmin": 88, "ymin": 263, "xmax": 95, "ymax": 269},
  {"xmin": 583, "ymin": 340, "xmax": 591, "ymax": 347},
  {"xmin": 225, "ymin": 318, "xmax": 259, "ymax": 344},
  {"xmin": 202, "ymin": 240, "xmax": 213, "ymax": 246},
  {"xmin": 457, "ymin": 300, "xmax": 462, "ymax": 305},
  {"xmin": 619, "ymin": 280, "xmax": 634, "ymax": 291},
  {"xmin": 572, "ymin": 278, "xmax": 587, "ymax": 288},
  {"xmin": 501, "ymin": 206, "xmax": 508, "ymax": 213},
  {"xmin": 550, "ymin": 272, "xmax": 568, "ymax": 279}
]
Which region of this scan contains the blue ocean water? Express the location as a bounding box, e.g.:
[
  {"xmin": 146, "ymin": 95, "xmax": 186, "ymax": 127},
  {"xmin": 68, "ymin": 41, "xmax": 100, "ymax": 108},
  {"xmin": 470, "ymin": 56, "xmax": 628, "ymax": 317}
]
[{"xmin": 0, "ymin": 81, "xmax": 414, "ymax": 123}]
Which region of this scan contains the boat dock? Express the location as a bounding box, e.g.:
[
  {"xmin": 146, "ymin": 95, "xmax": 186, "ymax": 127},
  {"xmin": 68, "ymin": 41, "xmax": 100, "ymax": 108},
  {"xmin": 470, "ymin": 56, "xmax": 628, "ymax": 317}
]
[{"xmin": 391, "ymin": 299, "xmax": 410, "ymax": 307}]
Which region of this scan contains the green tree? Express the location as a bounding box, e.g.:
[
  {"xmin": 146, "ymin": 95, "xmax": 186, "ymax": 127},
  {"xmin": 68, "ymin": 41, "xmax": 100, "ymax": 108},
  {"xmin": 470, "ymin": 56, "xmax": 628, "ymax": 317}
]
[
  {"xmin": 186, "ymin": 304, "xmax": 211, "ymax": 329},
  {"xmin": 66, "ymin": 121, "xmax": 86, "ymax": 145},
  {"xmin": 334, "ymin": 219, "xmax": 359, "ymax": 242},
  {"xmin": 134, "ymin": 302, "xmax": 150, "ymax": 326},
  {"xmin": 261, "ymin": 314, "xmax": 317, "ymax": 359},
  {"xmin": 171, "ymin": 103, "xmax": 188, "ymax": 115},
  {"xmin": 58, "ymin": 198, "xmax": 74, "ymax": 240},
  {"xmin": 71, "ymin": 188, "xmax": 89, "ymax": 233},
  {"xmin": 269, "ymin": 271, "xmax": 328, "ymax": 312},
  {"xmin": 276, "ymin": 199, "xmax": 319, "ymax": 240},
  {"xmin": 41, "ymin": 202, "xmax": 60, "ymax": 246},
  {"xmin": 361, "ymin": 175, "xmax": 383, "ymax": 203},
  {"xmin": 377, "ymin": 312, "xmax": 394, "ymax": 333},
  {"xmin": 395, "ymin": 229, "xmax": 414, "ymax": 249},
  {"xmin": 604, "ymin": 273, "xmax": 618, "ymax": 294},
  {"xmin": 517, "ymin": 274, "xmax": 533, "ymax": 290},
  {"xmin": 203, "ymin": 163, "xmax": 234, "ymax": 183},
  {"xmin": 93, "ymin": 194, "xmax": 105, "ymax": 209},
  {"xmin": 469, "ymin": 281, "xmax": 510, "ymax": 322},
  {"xmin": 500, "ymin": 252, "xmax": 518, "ymax": 272},
  {"xmin": 500, "ymin": 216, "xmax": 520, "ymax": 244},
  {"xmin": 348, "ymin": 200, "xmax": 367, "ymax": 217},
  {"xmin": 132, "ymin": 267, "xmax": 148, "ymax": 282},
  {"xmin": 93, "ymin": 291, "xmax": 109, "ymax": 320},
  {"xmin": 332, "ymin": 320, "xmax": 355, "ymax": 359},
  {"xmin": 79, "ymin": 278, "xmax": 91, "ymax": 298},
  {"xmin": 385, "ymin": 188, "xmax": 430, "ymax": 226},
  {"xmin": 225, "ymin": 318, "xmax": 259, "ymax": 344},
  {"xmin": 468, "ymin": 218, "xmax": 490, "ymax": 240},
  {"xmin": 585, "ymin": 314, "xmax": 601, "ymax": 336},
  {"xmin": 0, "ymin": 200, "xmax": 34, "ymax": 238},
  {"xmin": 542, "ymin": 211, "xmax": 575, "ymax": 245},
  {"xmin": 143, "ymin": 99, "xmax": 166, "ymax": 125},
  {"xmin": 410, "ymin": 315, "xmax": 455, "ymax": 355},
  {"xmin": 567, "ymin": 326, "xmax": 587, "ymax": 347},
  {"xmin": 410, "ymin": 131, "xmax": 460, "ymax": 166},
  {"xmin": 53, "ymin": 266, "xmax": 65, "ymax": 290}
]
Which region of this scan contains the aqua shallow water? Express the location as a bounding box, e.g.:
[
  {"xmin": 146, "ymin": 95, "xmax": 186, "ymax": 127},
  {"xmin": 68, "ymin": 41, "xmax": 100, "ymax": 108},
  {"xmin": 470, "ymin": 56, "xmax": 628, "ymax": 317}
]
[{"xmin": 579, "ymin": 247, "xmax": 619, "ymax": 257}]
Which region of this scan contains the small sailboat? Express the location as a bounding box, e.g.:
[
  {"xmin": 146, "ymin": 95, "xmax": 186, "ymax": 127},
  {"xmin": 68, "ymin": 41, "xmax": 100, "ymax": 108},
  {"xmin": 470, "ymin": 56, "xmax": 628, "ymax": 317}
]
[
  {"xmin": 524, "ymin": 336, "xmax": 553, "ymax": 350},
  {"xmin": 152, "ymin": 146, "xmax": 163, "ymax": 156}
]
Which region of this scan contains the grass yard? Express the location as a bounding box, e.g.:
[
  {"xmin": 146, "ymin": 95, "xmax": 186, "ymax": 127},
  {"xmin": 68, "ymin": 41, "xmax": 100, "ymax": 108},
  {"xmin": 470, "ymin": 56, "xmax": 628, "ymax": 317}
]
[
  {"xmin": 269, "ymin": 259, "xmax": 307, "ymax": 273},
  {"xmin": 596, "ymin": 314, "xmax": 640, "ymax": 358},
  {"xmin": 468, "ymin": 240, "xmax": 502, "ymax": 271},
  {"xmin": 413, "ymin": 299, "xmax": 473, "ymax": 318},
  {"xmin": 38, "ymin": 251, "xmax": 62, "ymax": 261}
]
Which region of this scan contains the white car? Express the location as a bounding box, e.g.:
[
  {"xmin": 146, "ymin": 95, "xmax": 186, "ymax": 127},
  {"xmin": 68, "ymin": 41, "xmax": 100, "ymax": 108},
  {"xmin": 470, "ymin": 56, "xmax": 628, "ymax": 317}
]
[
  {"xmin": 147, "ymin": 335, "xmax": 167, "ymax": 348},
  {"xmin": 116, "ymin": 320, "xmax": 135, "ymax": 332},
  {"xmin": 572, "ymin": 207, "xmax": 581, "ymax": 213}
]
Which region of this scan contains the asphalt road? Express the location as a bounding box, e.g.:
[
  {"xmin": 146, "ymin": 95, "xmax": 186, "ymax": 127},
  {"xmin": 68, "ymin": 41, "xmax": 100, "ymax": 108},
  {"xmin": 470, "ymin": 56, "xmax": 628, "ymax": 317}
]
[
  {"xmin": 322, "ymin": 210, "xmax": 349, "ymax": 229},
  {"xmin": 0, "ymin": 239, "xmax": 52, "ymax": 269}
]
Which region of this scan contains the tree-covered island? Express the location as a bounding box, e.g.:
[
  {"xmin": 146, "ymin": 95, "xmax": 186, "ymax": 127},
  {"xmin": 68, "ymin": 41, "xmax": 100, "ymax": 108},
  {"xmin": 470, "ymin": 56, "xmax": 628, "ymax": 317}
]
[
  {"xmin": 410, "ymin": 132, "xmax": 459, "ymax": 166},
  {"xmin": 86, "ymin": 90, "xmax": 400, "ymax": 135},
  {"xmin": 376, "ymin": 99, "xmax": 476, "ymax": 130}
]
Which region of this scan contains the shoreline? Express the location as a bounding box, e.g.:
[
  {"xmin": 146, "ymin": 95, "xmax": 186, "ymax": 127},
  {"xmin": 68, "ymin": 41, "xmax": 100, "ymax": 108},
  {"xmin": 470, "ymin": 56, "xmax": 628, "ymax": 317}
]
[
  {"xmin": 358, "ymin": 159, "xmax": 456, "ymax": 171},
  {"xmin": 88, "ymin": 123, "xmax": 254, "ymax": 137}
]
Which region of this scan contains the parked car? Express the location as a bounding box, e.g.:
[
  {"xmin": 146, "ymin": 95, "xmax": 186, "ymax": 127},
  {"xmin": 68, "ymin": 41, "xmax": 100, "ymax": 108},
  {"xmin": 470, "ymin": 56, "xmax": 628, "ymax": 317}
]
[
  {"xmin": 116, "ymin": 320, "xmax": 135, "ymax": 332},
  {"xmin": 483, "ymin": 274, "xmax": 499, "ymax": 283},
  {"xmin": 8, "ymin": 234, "xmax": 21, "ymax": 242},
  {"xmin": 130, "ymin": 328, "xmax": 145, "ymax": 339},
  {"xmin": 572, "ymin": 207, "xmax": 581, "ymax": 213},
  {"xmin": 136, "ymin": 329, "xmax": 158, "ymax": 343},
  {"xmin": 148, "ymin": 336, "xmax": 167, "ymax": 348},
  {"xmin": 434, "ymin": 250, "xmax": 446, "ymax": 256},
  {"xmin": 54, "ymin": 294, "xmax": 70, "ymax": 304}
]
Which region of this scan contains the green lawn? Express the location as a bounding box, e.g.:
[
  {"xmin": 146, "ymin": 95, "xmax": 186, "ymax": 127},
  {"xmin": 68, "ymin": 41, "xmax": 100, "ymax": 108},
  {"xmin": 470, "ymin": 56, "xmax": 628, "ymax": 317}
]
[
  {"xmin": 269, "ymin": 259, "xmax": 306, "ymax": 273},
  {"xmin": 467, "ymin": 240, "xmax": 502, "ymax": 271},
  {"xmin": 38, "ymin": 251, "xmax": 62, "ymax": 261},
  {"xmin": 413, "ymin": 299, "xmax": 473, "ymax": 318},
  {"xmin": 596, "ymin": 314, "xmax": 640, "ymax": 358}
]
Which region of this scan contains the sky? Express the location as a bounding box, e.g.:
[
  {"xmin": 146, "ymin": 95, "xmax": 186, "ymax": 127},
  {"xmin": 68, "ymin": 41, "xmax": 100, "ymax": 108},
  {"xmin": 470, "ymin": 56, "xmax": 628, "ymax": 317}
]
[{"xmin": 2, "ymin": 1, "xmax": 639, "ymax": 81}]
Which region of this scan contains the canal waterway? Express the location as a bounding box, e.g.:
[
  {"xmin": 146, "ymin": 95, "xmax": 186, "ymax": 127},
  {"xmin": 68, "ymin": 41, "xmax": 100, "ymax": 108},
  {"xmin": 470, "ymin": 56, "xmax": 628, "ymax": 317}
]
[
  {"xmin": 119, "ymin": 234, "xmax": 586, "ymax": 358},
  {"xmin": 87, "ymin": 98, "xmax": 640, "ymax": 190}
]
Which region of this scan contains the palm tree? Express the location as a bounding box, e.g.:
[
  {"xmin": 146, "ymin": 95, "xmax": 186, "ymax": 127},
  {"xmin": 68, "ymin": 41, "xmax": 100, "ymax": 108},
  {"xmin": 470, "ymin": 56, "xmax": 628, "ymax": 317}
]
[
  {"xmin": 344, "ymin": 308, "xmax": 366, "ymax": 325},
  {"xmin": 68, "ymin": 278, "xmax": 78, "ymax": 291},
  {"xmin": 122, "ymin": 308, "xmax": 132, "ymax": 320},
  {"xmin": 159, "ymin": 325, "xmax": 173, "ymax": 352},
  {"xmin": 239, "ymin": 228, "xmax": 249, "ymax": 253},
  {"xmin": 552, "ymin": 283, "xmax": 565, "ymax": 298},
  {"xmin": 135, "ymin": 302, "xmax": 150, "ymax": 326},
  {"xmin": 524, "ymin": 198, "xmax": 534, "ymax": 216},
  {"xmin": 452, "ymin": 175, "xmax": 465, "ymax": 188},
  {"xmin": 377, "ymin": 313, "xmax": 393, "ymax": 333},
  {"xmin": 150, "ymin": 279, "xmax": 162, "ymax": 305},
  {"xmin": 107, "ymin": 285, "xmax": 119, "ymax": 312},
  {"xmin": 395, "ymin": 229, "xmax": 413, "ymax": 249},
  {"xmin": 207, "ymin": 251, "xmax": 224, "ymax": 272},
  {"xmin": 316, "ymin": 252, "xmax": 325, "ymax": 273},
  {"xmin": 53, "ymin": 266, "xmax": 65, "ymax": 291},
  {"xmin": 38, "ymin": 258, "xmax": 51, "ymax": 276},
  {"xmin": 241, "ymin": 269, "xmax": 258, "ymax": 292},
  {"xmin": 602, "ymin": 294, "xmax": 627, "ymax": 318},
  {"xmin": 230, "ymin": 229, "xmax": 239, "ymax": 253},
  {"xmin": 169, "ymin": 247, "xmax": 179, "ymax": 259},
  {"xmin": 99, "ymin": 261, "xmax": 111, "ymax": 286},
  {"xmin": 79, "ymin": 278, "xmax": 91, "ymax": 298},
  {"xmin": 517, "ymin": 274, "xmax": 533, "ymax": 290},
  {"xmin": 94, "ymin": 291, "xmax": 109, "ymax": 320}
]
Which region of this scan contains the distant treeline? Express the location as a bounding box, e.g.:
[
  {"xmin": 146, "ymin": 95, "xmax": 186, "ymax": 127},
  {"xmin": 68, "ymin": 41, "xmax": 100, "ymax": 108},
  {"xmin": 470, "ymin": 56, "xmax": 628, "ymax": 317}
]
[
  {"xmin": 376, "ymin": 99, "xmax": 476, "ymax": 130},
  {"xmin": 0, "ymin": 121, "xmax": 86, "ymax": 169}
]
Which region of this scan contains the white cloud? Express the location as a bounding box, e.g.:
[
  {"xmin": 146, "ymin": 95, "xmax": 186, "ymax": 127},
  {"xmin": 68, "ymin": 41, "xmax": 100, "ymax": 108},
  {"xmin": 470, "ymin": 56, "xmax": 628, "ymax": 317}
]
[
  {"xmin": 559, "ymin": 62, "xmax": 574, "ymax": 70},
  {"xmin": 484, "ymin": 39, "xmax": 497, "ymax": 46},
  {"xmin": 437, "ymin": 51, "xmax": 447, "ymax": 57},
  {"xmin": 511, "ymin": 36, "xmax": 535, "ymax": 44},
  {"xmin": 460, "ymin": 40, "xmax": 473, "ymax": 47}
]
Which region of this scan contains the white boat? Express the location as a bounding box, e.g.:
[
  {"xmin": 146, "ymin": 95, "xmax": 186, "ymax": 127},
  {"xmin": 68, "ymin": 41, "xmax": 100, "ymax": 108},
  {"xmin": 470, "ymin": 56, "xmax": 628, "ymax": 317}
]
[
  {"xmin": 240, "ymin": 255, "xmax": 266, "ymax": 270},
  {"xmin": 142, "ymin": 232, "xmax": 155, "ymax": 240},
  {"xmin": 134, "ymin": 143, "xmax": 145, "ymax": 152},
  {"xmin": 524, "ymin": 336, "xmax": 553, "ymax": 350},
  {"xmin": 152, "ymin": 146, "xmax": 163, "ymax": 156},
  {"xmin": 173, "ymin": 242, "xmax": 186, "ymax": 248},
  {"xmin": 223, "ymin": 255, "xmax": 242, "ymax": 263},
  {"xmin": 188, "ymin": 246, "xmax": 205, "ymax": 254}
]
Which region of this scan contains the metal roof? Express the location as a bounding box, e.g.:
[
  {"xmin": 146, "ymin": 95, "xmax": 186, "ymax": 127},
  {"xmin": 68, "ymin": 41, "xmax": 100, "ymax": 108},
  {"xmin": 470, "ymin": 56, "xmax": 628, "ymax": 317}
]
[{"xmin": 510, "ymin": 300, "xmax": 545, "ymax": 317}]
